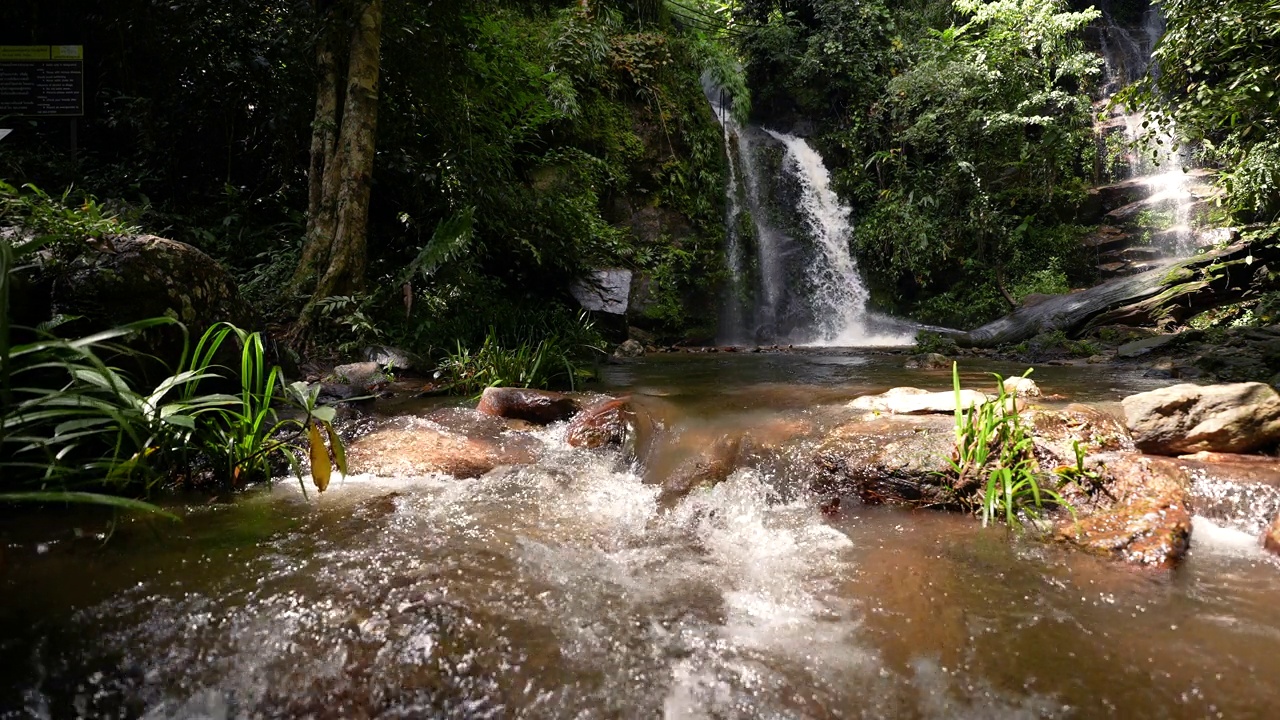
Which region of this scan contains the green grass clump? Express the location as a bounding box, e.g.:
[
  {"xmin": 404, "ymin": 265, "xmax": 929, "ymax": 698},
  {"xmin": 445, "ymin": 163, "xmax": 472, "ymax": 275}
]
[{"xmin": 947, "ymin": 363, "xmax": 1073, "ymax": 529}]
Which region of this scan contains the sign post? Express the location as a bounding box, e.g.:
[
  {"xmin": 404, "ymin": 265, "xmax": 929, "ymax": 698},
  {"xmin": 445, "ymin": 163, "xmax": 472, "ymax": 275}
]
[{"xmin": 0, "ymin": 45, "xmax": 85, "ymax": 154}]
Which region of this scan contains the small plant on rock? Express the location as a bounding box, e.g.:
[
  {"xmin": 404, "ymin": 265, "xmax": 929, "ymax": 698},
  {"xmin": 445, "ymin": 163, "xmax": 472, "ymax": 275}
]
[{"xmin": 947, "ymin": 363, "xmax": 1073, "ymax": 529}]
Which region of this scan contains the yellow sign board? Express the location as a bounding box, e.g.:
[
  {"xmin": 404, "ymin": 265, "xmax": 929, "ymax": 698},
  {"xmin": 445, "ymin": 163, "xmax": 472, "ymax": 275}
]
[
  {"xmin": 0, "ymin": 45, "xmax": 85, "ymax": 117},
  {"xmin": 0, "ymin": 46, "xmax": 54, "ymax": 61},
  {"xmin": 0, "ymin": 46, "xmax": 84, "ymax": 61}
]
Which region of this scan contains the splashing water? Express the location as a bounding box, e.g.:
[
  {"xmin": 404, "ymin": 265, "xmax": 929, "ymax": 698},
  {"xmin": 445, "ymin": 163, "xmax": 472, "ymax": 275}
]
[{"xmin": 764, "ymin": 130, "xmax": 908, "ymax": 346}]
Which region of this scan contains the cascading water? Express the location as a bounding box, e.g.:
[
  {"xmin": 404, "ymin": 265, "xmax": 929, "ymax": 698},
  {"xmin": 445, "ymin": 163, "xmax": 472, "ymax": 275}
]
[
  {"xmin": 763, "ymin": 130, "xmax": 879, "ymax": 346},
  {"xmin": 705, "ymin": 82, "xmax": 909, "ymax": 347},
  {"xmin": 1096, "ymin": 1, "xmax": 1197, "ymax": 256}
]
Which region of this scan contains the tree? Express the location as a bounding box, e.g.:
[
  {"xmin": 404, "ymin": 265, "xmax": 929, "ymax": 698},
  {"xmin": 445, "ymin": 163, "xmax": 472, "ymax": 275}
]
[{"xmin": 291, "ymin": 0, "xmax": 384, "ymax": 331}]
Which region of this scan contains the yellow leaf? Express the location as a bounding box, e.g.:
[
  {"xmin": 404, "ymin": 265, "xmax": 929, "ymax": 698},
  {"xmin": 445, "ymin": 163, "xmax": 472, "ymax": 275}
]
[{"xmin": 309, "ymin": 422, "xmax": 331, "ymax": 492}]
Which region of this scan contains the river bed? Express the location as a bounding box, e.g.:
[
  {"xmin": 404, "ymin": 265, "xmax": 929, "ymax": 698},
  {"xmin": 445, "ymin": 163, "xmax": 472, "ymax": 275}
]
[{"xmin": 2, "ymin": 352, "xmax": 1278, "ymax": 719}]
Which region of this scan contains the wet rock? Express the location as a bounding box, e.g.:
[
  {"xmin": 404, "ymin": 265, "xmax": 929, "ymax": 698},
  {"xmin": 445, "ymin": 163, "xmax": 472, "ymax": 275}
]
[
  {"xmin": 566, "ymin": 397, "xmax": 635, "ymax": 449},
  {"xmin": 1264, "ymin": 513, "xmax": 1280, "ymax": 556},
  {"xmin": 848, "ymin": 387, "xmax": 988, "ymax": 415},
  {"xmin": 1002, "ymin": 376, "xmax": 1041, "ymax": 398},
  {"xmin": 363, "ymin": 345, "xmax": 420, "ymax": 373},
  {"xmin": 613, "ymin": 339, "xmax": 645, "ymax": 358},
  {"xmin": 904, "ymin": 353, "xmax": 951, "ymax": 370},
  {"xmin": 332, "ymin": 361, "xmax": 386, "ymax": 391},
  {"xmin": 50, "ymin": 234, "xmax": 259, "ymax": 370},
  {"xmin": 1056, "ymin": 454, "xmax": 1192, "ymax": 567},
  {"xmin": 812, "ymin": 415, "xmax": 957, "ymax": 506},
  {"xmin": 1143, "ymin": 356, "xmax": 1201, "ymax": 379},
  {"xmin": 476, "ymin": 387, "xmax": 580, "ymax": 425},
  {"xmin": 1024, "ymin": 404, "xmax": 1132, "ymax": 471},
  {"xmin": 1117, "ymin": 334, "xmax": 1179, "ymax": 358},
  {"xmin": 346, "ymin": 425, "xmax": 540, "ymax": 478},
  {"xmin": 658, "ymin": 433, "xmax": 750, "ymax": 505},
  {"xmin": 1122, "ymin": 382, "xmax": 1280, "ymax": 455}
]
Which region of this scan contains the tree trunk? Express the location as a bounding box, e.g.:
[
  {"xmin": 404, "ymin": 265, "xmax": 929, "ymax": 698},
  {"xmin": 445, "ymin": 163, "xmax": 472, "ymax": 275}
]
[
  {"xmin": 955, "ymin": 240, "xmax": 1280, "ymax": 348},
  {"xmin": 293, "ymin": 34, "xmax": 339, "ymax": 293},
  {"xmin": 292, "ymin": 0, "xmax": 382, "ymax": 333}
]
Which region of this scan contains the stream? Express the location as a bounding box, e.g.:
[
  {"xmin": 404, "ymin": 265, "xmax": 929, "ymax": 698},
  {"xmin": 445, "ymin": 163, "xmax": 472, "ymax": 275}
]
[{"xmin": 2, "ymin": 353, "xmax": 1279, "ymax": 719}]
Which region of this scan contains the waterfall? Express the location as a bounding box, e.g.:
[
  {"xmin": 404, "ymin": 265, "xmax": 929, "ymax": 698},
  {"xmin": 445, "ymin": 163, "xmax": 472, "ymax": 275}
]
[
  {"xmin": 1096, "ymin": 1, "xmax": 1196, "ymax": 255},
  {"xmin": 763, "ymin": 130, "xmax": 877, "ymax": 346},
  {"xmin": 705, "ymin": 82, "xmax": 910, "ymax": 346}
]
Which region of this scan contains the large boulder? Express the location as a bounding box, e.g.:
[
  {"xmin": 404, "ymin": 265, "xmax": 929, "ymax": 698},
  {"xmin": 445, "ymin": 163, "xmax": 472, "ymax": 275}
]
[
  {"xmin": 346, "ymin": 420, "xmax": 540, "ymax": 478},
  {"xmin": 1056, "ymin": 454, "xmax": 1193, "ymax": 567},
  {"xmin": 565, "ymin": 397, "xmax": 635, "ymax": 449},
  {"xmin": 50, "ymin": 235, "xmax": 258, "ymax": 369},
  {"xmin": 1121, "ymin": 383, "xmax": 1280, "ymax": 455},
  {"xmin": 812, "ymin": 415, "xmax": 958, "ymax": 506},
  {"xmin": 476, "ymin": 387, "xmax": 580, "ymax": 425}
]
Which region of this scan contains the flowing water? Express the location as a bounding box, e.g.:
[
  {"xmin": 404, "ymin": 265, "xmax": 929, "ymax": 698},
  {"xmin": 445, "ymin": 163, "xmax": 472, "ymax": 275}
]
[
  {"xmin": 3, "ymin": 354, "xmax": 1280, "ymax": 719},
  {"xmin": 705, "ymin": 85, "xmax": 908, "ymax": 347},
  {"xmin": 1096, "ymin": 1, "xmax": 1196, "ymax": 256}
]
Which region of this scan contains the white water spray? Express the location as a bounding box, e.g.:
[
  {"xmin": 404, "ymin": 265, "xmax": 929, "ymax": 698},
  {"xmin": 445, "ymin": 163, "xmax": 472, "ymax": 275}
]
[{"xmin": 764, "ymin": 130, "xmax": 906, "ymax": 346}]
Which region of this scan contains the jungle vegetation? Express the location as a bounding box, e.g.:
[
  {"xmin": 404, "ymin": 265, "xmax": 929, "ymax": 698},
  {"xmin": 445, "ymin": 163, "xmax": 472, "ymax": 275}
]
[{"xmin": 1, "ymin": 0, "xmax": 1278, "ymax": 499}]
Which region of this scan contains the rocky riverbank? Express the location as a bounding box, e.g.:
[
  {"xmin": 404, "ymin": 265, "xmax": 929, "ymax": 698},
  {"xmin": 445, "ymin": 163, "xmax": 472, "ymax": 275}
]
[{"xmin": 339, "ymin": 376, "xmax": 1280, "ymax": 570}]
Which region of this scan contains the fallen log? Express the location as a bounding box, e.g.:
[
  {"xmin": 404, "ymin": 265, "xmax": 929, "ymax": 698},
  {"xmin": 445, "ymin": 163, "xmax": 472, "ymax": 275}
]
[{"xmin": 957, "ymin": 240, "xmax": 1279, "ymax": 348}]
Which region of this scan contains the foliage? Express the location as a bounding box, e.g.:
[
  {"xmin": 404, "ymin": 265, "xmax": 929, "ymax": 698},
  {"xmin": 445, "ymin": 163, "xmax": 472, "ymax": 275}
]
[
  {"xmin": 735, "ymin": 0, "xmax": 1100, "ymax": 327},
  {"xmin": 947, "ymin": 363, "xmax": 1072, "ymax": 529},
  {"xmin": 1, "ymin": 1, "xmax": 732, "ymax": 346},
  {"xmin": 1, "ymin": 228, "xmax": 344, "ymax": 507},
  {"xmin": 1122, "ymin": 0, "xmax": 1280, "ymax": 223},
  {"xmin": 435, "ymin": 325, "xmax": 598, "ymax": 395},
  {"xmin": 913, "ymin": 330, "xmax": 958, "ymax": 356}
]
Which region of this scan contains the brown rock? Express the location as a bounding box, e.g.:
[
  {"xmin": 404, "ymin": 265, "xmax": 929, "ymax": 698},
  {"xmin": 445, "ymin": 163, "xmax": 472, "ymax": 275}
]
[
  {"xmin": 565, "ymin": 398, "xmax": 633, "ymax": 449},
  {"xmin": 658, "ymin": 433, "xmax": 749, "ymax": 505},
  {"xmin": 1056, "ymin": 454, "xmax": 1192, "ymax": 567},
  {"xmin": 1024, "ymin": 403, "xmax": 1132, "ymax": 471},
  {"xmin": 1121, "ymin": 382, "xmax": 1280, "ymax": 455},
  {"xmin": 1264, "ymin": 513, "xmax": 1280, "ymax": 555},
  {"xmin": 476, "ymin": 387, "xmax": 580, "ymax": 425},
  {"xmin": 346, "ymin": 425, "xmax": 539, "ymax": 478},
  {"xmin": 812, "ymin": 415, "xmax": 957, "ymax": 507}
]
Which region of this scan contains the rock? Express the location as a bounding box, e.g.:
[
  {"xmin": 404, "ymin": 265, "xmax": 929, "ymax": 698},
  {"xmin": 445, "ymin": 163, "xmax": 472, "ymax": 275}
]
[
  {"xmin": 476, "ymin": 387, "xmax": 580, "ymax": 425},
  {"xmin": 1122, "ymin": 382, "xmax": 1280, "ymax": 455},
  {"xmin": 903, "ymin": 353, "xmax": 951, "ymax": 370},
  {"xmin": 1143, "ymin": 356, "xmax": 1201, "ymax": 379},
  {"xmin": 627, "ymin": 326, "xmax": 658, "ymax": 347},
  {"xmin": 1056, "ymin": 454, "xmax": 1192, "ymax": 567},
  {"xmin": 363, "ymin": 345, "xmax": 419, "ymax": 372},
  {"xmin": 848, "ymin": 387, "xmax": 988, "ymax": 415},
  {"xmin": 346, "ymin": 424, "xmax": 540, "ymax": 478},
  {"xmin": 812, "ymin": 415, "xmax": 958, "ymax": 506},
  {"xmin": 566, "ymin": 397, "xmax": 635, "ymax": 449},
  {"xmin": 658, "ymin": 433, "xmax": 750, "ymax": 505},
  {"xmin": 332, "ymin": 361, "xmax": 386, "ymax": 390},
  {"xmin": 613, "ymin": 339, "xmax": 645, "ymax": 358},
  {"xmin": 1116, "ymin": 334, "xmax": 1179, "ymax": 358},
  {"xmin": 570, "ymin": 269, "xmax": 632, "ymax": 315},
  {"xmin": 50, "ymin": 234, "xmax": 258, "ymax": 370},
  {"xmin": 1024, "ymin": 404, "xmax": 1132, "ymax": 471},
  {"xmin": 1086, "ymin": 354, "xmax": 1108, "ymax": 364},
  {"xmin": 1264, "ymin": 513, "xmax": 1280, "ymax": 556},
  {"xmin": 1002, "ymin": 376, "xmax": 1041, "ymax": 398}
]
